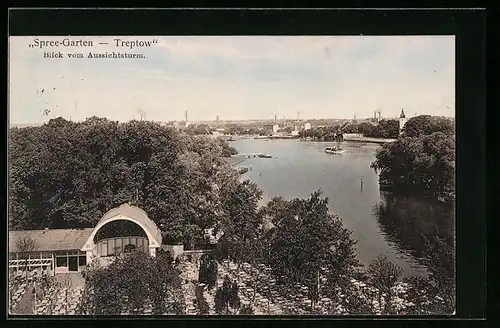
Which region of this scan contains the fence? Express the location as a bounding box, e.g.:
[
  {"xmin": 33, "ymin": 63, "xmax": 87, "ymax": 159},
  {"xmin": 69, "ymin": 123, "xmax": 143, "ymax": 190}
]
[{"xmin": 9, "ymin": 258, "xmax": 54, "ymax": 271}]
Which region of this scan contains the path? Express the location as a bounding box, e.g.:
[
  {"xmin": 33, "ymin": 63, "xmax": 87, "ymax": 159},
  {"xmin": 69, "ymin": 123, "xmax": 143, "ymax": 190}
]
[{"xmin": 14, "ymin": 283, "xmax": 34, "ymax": 315}]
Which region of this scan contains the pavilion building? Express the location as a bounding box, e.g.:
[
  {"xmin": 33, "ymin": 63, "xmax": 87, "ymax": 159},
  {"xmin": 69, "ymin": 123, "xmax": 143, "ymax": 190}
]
[{"xmin": 9, "ymin": 203, "xmax": 178, "ymax": 275}]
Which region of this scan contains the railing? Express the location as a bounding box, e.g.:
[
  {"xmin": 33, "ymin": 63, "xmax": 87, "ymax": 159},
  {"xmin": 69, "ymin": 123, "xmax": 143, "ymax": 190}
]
[{"xmin": 9, "ymin": 259, "xmax": 53, "ymax": 270}]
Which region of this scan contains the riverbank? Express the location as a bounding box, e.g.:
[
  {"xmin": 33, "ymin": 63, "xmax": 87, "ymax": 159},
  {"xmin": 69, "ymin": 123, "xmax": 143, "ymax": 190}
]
[
  {"xmin": 343, "ymin": 136, "xmax": 396, "ymax": 144},
  {"xmin": 301, "ymin": 136, "xmax": 395, "ymax": 144},
  {"xmin": 230, "ymin": 134, "xmax": 395, "ymax": 144}
]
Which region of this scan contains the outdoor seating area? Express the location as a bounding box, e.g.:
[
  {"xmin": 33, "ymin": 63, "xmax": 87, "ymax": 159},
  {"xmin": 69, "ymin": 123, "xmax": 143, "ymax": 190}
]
[
  {"xmin": 216, "ymin": 260, "xmax": 338, "ymax": 314},
  {"xmin": 9, "ymin": 268, "xmax": 52, "ymax": 314},
  {"xmin": 166, "ymin": 258, "xmax": 338, "ymax": 315},
  {"xmin": 180, "ymin": 261, "xmax": 199, "ymax": 315},
  {"xmin": 215, "ymin": 260, "xmax": 283, "ymax": 314},
  {"xmin": 33, "ymin": 282, "xmax": 84, "ymax": 315},
  {"xmin": 10, "ymin": 255, "xmax": 383, "ymax": 316},
  {"xmin": 9, "ymin": 272, "xmax": 29, "ymax": 312}
]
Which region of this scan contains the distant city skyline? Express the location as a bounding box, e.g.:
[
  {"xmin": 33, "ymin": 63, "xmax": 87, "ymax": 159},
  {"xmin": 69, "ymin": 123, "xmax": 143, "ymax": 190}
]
[{"xmin": 9, "ymin": 36, "xmax": 455, "ymax": 124}]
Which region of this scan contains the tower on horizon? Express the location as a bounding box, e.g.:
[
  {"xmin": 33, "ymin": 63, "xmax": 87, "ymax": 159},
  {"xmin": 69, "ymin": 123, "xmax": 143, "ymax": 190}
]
[
  {"xmin": 185, "ymin": 110, "xmax": 188, "ymax": 122},
  {"xmin": 399, "ymin": 108, "xmax": 407, "ymax": 135}
]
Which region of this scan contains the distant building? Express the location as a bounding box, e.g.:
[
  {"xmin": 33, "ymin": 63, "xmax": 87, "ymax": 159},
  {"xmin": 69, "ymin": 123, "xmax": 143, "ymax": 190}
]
[
  {"xmin": 399, "ymin": 109, "xmax": 407, "ymax": 135},
  {"xmin": 304, "ymin": 122, "xmax": 311, "ymax": 130},
  {"xmin": 291, "ymin": 130, "xmax": 299, "ymax": 136},
  {"xmin": 272, "ymin": 124, "xmax": 279, "ymax": 135}
]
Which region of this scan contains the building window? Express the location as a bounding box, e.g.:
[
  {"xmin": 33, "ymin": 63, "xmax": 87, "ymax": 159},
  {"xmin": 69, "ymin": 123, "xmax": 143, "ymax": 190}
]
[
  {"xmin": 41, "ymin": 252, "xmax": 52, "ymax": 259},
  {"xmin": 101, "ymin": 242, "xmax": 108, "ymax": 257},
  {"xmin": 56, "ymin": 257, "xmax": 67, "ymax": 267},
  {"xmin": 78, "ymin": 256, "xmax": 86, "ymax": 266},
  {"xmin": 115, "ymin": 238, "xmax": 122, "ymax": 255},
  {"xmin": 107, "ymin": 239, "xmax": 115, "ymax": 256}
]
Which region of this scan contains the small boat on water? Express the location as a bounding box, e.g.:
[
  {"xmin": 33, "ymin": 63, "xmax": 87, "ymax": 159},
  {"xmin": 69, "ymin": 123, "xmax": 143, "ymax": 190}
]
[
  {"xmin": 238, "ymin": 167, "xmax": 249, "ymax": 174},
  {"xmin": 258, "ymin": 154, "xmax": 273, "ymax": 158},
  {"xmin": 324, "ymin": 146, "xmax": 345, "ymax": 154}
]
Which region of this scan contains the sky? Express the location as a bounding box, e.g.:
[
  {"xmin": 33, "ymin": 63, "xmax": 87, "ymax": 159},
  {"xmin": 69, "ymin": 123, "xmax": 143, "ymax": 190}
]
[{"xmin": 9, "ymin": 35, "xmax": 455, "ymax": 124}]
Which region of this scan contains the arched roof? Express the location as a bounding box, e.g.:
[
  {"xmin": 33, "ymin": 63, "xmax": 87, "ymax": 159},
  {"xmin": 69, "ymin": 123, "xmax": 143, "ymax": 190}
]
[{"xmin": 81, "ymin": 203, "xmax": 162, "ymax": 251}]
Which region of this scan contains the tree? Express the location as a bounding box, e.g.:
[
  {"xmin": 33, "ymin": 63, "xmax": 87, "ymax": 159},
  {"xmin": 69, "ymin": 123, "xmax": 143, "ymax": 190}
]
[
  {"xmin": 198, "ymin": 253, "xmax": 218, "ymax": 290},
  {"xmin": 402, "ymin": 115, "xmax": 455, "ymax": 138},
  {"xmin": 376, "ymin": 120, "xmax": 400, "ymax": 139},
  {"xmin": 422, "ymin": 236, "xmax": 455, "ymax": 314},
  {"xmin": 215, "ymin": 180, "xmax": 263, "ymax": 267},
  {"xmin": 214, "ymin": 275, "xmax": 240, "ymax": 314},
  {"xmin": 263, "ymin": 191, "xmax": 361, "ymax": 312},
  {"xmin": 371, "ymin": 130, "xmax": 455, "ymax": 197},
  {"xmin": 342, "ymin": 123, "xmax": 359, "ymax": 134},
  {"xmin": 195, "ymin": 285, "xmax": 210, "ymax": 315},
  {"xmin": 366, "ymin": 255, "xmax": 403, "ymax": 314},
  {"xmin": 217, "ymin": 139, "xmax": 238, "ymax": 157},
  {"xmin": 402, "ymin": 275, "xmax": 435, "ymax": 314},
  {"xmin": 15, "ymin": 236, "xmax": 36, "ymax": 279},
  {"xmin": 78, "ymin": 250, "xmax": 181, "ymax": 315},
  {"xmin": 358, "ymin": 122, "xmax": 374, "ymax": 136}
]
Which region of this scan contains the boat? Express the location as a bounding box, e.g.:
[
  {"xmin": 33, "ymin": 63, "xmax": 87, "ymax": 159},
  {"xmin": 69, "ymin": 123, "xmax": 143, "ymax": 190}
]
[
  {"xmin": 258, "ymin": 154, "xmax": 273, "ymax": 158},
  {"xmin": 325, "ymin": 140, "xmax": 345, "ymax": 154},
  {"xmin": 325, "ymin": 147, "xmax": 345, "ymax": 154}
]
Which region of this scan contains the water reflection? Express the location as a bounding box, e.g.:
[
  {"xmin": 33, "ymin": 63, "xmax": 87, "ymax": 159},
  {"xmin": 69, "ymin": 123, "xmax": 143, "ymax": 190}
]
[{"xmin": 373, "ymin": 191, "xmax": 455, "ymax": 267}]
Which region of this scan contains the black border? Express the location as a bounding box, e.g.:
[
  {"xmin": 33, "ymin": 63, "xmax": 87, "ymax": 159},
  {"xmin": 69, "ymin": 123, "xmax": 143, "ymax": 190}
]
[{"xmin": 6, "ymin": 7, "xmax": 487, "ymax": 324}]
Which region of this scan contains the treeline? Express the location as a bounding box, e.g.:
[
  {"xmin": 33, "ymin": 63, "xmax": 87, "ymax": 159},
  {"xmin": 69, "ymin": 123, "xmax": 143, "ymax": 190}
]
[
  {"xmin": 8, "ymin": 116, "xmax": 244, "ymax": 247},
  {"xmin": 186, "ymin": 123, "xmax": 266, "ymax": 136},
  {"xmin": 298, "ymin": 119, "xmax": 400, "ymax": 141},
  {"xmin": 371, "ymin": 115, "xmax": 455, "ymax": 199}
]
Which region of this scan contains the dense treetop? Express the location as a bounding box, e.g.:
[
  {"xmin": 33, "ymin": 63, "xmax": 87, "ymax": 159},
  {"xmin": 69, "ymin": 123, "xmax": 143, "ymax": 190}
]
[
  {"xmin": 9, "ymin": 117, "xmax": 244, "ymax": 246},
  {"xmin": 371, "ymin": 115, "xmax": 455, "ymax": 198}
]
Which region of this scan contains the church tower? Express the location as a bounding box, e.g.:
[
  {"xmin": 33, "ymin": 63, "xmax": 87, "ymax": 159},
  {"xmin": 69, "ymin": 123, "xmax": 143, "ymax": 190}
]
[{"xmin": 399, "ymin": 108, "xmax": 407, "ymax": 135}]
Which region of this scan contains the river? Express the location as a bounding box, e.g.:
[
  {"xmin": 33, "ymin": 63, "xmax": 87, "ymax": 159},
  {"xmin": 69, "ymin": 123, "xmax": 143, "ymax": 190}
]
[{"xmin": 231, "ymin": 138, "xmax": 455, "ymax": 278}]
